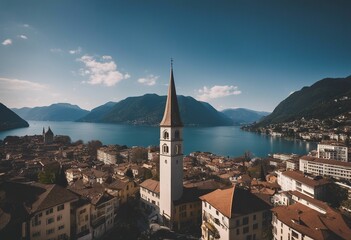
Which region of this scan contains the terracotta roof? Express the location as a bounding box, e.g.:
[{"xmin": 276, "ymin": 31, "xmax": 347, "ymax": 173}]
[
  {"xmin": 140, "ymin": 179, "xmax": 160, "ymax": 193},
  {"xmin": 272, "ymin": 203, "xmax": 351, "ymax": 240},
  {"xmin": 159, "ymin": 66, "xmax": 183, "ymax": 127},
  {"xmin": 200, "ymin": 186, "xmax": 271, "ymax": 218},
  {"xmin": 282, "ymin": 170, "xmax": 331, "ymax": 187},
  {"xmin": 2, "ymin": 182, "xmax": 78, "ymax": 215},
  {"xmin": 301, "ymin": 155, "xmax": 351, "ymax": 168},
  {"xmin": 289, "ymin": 190, "xmax": 330, "ymax": 212}
]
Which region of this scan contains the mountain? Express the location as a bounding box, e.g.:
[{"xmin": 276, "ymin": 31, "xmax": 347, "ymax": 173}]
[
  {"xmin": 0, "ymin": 103, "xmax": 29, "ymax": 131},
  {"xmin": 221, "ymin": 108, "xmax": 270, "ymax": 125},
  {"xmin": 77, "ymin": 101, "xmax": 116, "ymax": 122},
  {"xmin": 12, "ymin": 103, "xmax": 90, "ymax": 121},
  {"xmin": 258, "ymin": 75, "xmax": 351, "ymax": 126},
  {"xmin": 79, "ymin": 94, "xmax": 232, "ymax": 126}
]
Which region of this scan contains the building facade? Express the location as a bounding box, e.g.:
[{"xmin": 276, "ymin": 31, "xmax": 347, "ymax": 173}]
[
  {"xmin": 299, "ymin": 155, "xmax": 351, "ymax": 180},
  {"xmin": 317, "ymin": 142, "xmax": 348, "ymax": 162},
  {"xmin": 200, "ymin": 187, "xmax": 271, "ymax": 240}
]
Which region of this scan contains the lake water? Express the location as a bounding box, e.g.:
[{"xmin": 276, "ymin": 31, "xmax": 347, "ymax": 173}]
[{"xmin": 0, "ymin": 121, "xmax": 316, "ymax": 158}]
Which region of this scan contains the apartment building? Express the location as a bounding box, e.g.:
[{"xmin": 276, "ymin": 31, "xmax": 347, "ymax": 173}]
[
  {"xmin": 300, "ymin": 155, "xmax": 351, "ymax": 180},
  {"xmin": 276, "ymin": 170, "xmax": 330, "ymax": 200},
  {"xmin": 200, "ymin": 186, "xmax": 271, "ymax": 240}
]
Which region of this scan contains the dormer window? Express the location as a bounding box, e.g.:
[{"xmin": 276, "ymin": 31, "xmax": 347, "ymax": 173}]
[
  {"xmin": 163, "ymin": 131, "xmax": 169, "ymax": 140},
  {"xmin": 162, "ymin": 144, "xmax": 169, "ymax": 153}
]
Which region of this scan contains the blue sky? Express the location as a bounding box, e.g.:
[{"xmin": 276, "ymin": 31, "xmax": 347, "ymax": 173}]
[{"xmin": 0, "ymin": 0, "xmax": 350, "ymax": 112}]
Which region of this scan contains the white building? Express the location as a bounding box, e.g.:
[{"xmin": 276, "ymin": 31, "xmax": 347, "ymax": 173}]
[
  {"xmin": 159, "ymin": 64, "xmax": 184, "ymax": 226},
  {"xmin": 200, "ymin": 186, "xmax": 271, "ymax": 240},
  {"xmin": 276, "ymin": 170, "xmax": 330, "ymax": 200},
  {"xmin": 299, "ymin": 155, "xmax": 351, "ymax": 181},
  {"xmin": 317, "ymin": 142, "xmax": 348, "ymax": 162},
  {"xmin": 97, "ymin": 146, "xmax": 121, "ymax": 165},
  {"xmin": 272, "ymin": 202, "xmax": 351, "ymax": 240},
  {"xmin": 140, "ymin": 179, "xmax": 160, "ymax": 215}
]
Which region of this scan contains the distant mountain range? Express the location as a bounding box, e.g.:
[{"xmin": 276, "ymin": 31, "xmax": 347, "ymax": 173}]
[
  {"xmin": 257, "ymin": 75, "xmax": 351, "ymax": 126},
  {"xmin": 79, "ymin": 94, "xmax": 233, "ymax": 126},
  {"xmin": 221, "ymin": 108, "xmax": 270, "ymax": 125},
  {"xmin": 0, "ymin": 103, "xmax": 29, "ymax": 131},
  {"xmin": 12, "ymin": 103, "xmax": 89, "ymax": 121}
]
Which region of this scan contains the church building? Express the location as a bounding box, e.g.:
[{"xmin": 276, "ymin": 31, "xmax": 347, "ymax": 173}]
[{"xmin": 140, "ymin": 63, "xmax": 210, "ymax": 231}]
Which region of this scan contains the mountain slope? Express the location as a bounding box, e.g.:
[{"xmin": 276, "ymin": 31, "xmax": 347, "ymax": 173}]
[
  {"xmin": 0, "ymin": 103, "xmax": 29, "ymax": 131},
  {"xmin": 258, "ymin": 76, "xmax": 351, "ymax": 126},
  {"xmin": 222, "ymin": 108, "xmax": 270, "ymax": 125},
  {"xmin": 79, "ymin": 94, "xmax": 232, "ymax": 126},
  {"xmin": 12, "ymin": 103, "xmax": 90, "ymax": 121},
  {"xmin": 79, "ymin": 101, "xmax": 116, "ymax": 122}
]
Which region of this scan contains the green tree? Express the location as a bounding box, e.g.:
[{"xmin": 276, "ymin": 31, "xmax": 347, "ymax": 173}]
[
  {"xmin": 38, "ymin": 170, "xmax": 56, "ymax": 184},
  {"xmin": 125, "ymin": 168, "xmax": 134, "ymax": 179}
]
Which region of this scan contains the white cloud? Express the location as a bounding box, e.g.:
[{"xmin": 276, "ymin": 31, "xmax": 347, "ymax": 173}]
[
  {"xmin": 78, "ymin": 55, "xmax": 128, "ymax": 86},
  {"xmin": 50, "ymin": 48, "xmax": 63, "ymax": 53},
  {"xmin": 69, "ymin": 47, "xmax": 82, "ymax": 54},
  {"xmin": 137, "ymin": 75, "xmax": 159, "ymax": 86},
  {"xmin": 0, "ymin": 77, "xmax": 47, "ymax": 91},
  {"xmin": 19, "ymin": 35, "xmax": 28, "ymax": 39},
  {"xmin": 23, "ymin": 24, "xmax": 30, "ymax": 28},
  {"xmin": 124, "ymin": 73, "xmax": 131, "ymax": 79},
  {"xmin": 197, "ymin": 85, "xmax": 241, "ymax": 101},
  {"xmin": 102, "ymin": 55, "xmax": 112, "ymax": 60},
  {"xmin": 2, "ymin": 39, "xmax": 12, "ymax": 46}
]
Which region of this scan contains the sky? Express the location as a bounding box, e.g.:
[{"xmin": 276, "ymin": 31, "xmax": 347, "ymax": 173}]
[{"xmin": 0, "ymin": 0, "xmax": 350, "ymax": 112}]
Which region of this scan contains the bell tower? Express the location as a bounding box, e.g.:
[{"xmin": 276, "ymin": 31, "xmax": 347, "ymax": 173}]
[{"xmin": 159, "ymin": 60, "xmax": 183, "ymax": 225}]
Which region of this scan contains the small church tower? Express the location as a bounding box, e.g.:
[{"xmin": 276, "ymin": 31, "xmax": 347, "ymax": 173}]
[
  {"xmin": 43, "ymin": 126, "xmax": 54, "ymax": 144},
  {"xmin": 159, "ymin": 61, "xmax": 184, "ymax": 225}
]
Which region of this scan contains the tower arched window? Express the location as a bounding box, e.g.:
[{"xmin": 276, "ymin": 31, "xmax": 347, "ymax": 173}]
[
  {"xmin": 163, "ymin": 131, "xmax": 169, "ymax": 140},
  {"xmin": 162, "ymin": 144, "xmax": 169, "ymax": 154},
  {"xmin": 174, "ymin": 130, "xmax": 180, "ymax": 139},
  {"xmin": 175, "ymin": 145, "xmax": 181, "ymax": 155}
]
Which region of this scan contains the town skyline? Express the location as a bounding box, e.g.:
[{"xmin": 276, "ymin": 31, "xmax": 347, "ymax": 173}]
[{"xmin": 1, "ymin": 0, "xmax": 351, "ymax": 112}]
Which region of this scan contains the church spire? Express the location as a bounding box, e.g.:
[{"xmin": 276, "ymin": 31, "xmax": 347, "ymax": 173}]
[{"xmin": 160, "ymin": 60, "xmax": 183, "ymax": 127}]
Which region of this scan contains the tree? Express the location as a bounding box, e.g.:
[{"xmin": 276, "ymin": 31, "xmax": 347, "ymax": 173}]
[
  {"xmin": 55, "ymin": 167, "xmax": 68, "ymax": 187},
  {"xmin": 143, "ymin": 168, "xmax": 153, "ymax": 180},
  {"xmin": 125, "ymin": 168, "xmax": 134, "ymax": 179},
  {"xmin": 325, "ymin": 183, "xmax": 348, "ymax": 207},
  {"xmin": 87, "ymin": 140, "xmax": 103, "ymax": 159},
  {"xmin": 38, "ymin": 170, "xmax": 56, "ymax": 184}
]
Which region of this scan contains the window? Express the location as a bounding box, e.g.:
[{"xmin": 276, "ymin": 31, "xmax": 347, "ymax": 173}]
[
  {"xmin": 58, "ymin": 234, "xmax": 67, "ymax": 240},
  {"xmin": 163, "ymin": 131, "xmax": 169, "ymax": 139},
  {"xmin": 216, "ymin": 210, "xmax": 219, "ymax": 216},
  {"xmin": 46, "ymin": 217, "xmax": 54, "ymax": 225},
  {"xmin": 236, "ymin": 228, "xmax": 240, "ymax": 235},
  {"xmin": 162, "ymin": 144, "xmax": 169, "ymax": 154},
  {"xmin": 236, "ymin": 219, "xmax": 240, "ymax": 227},
  {"xmin": 175, "ymin": 145, "xmax": 181, "ymax": 154},
  {"xmin": 32, "ymin": 231, "xmax": 40, "ymax": 237},
  {"xmin": 57, "ymin": 215, "xmax": 62, "ymax": 221},
  {"xmin": 253, "ymin": 223, "xmax": 258, "ymax": 230},
  {"xmin": 32, "ymin": 215, "xmax": 41, "ymax": 227},
  {"xmin": 46, "ymin": 208, "xmax": 53, "ymax": 215},
  {"xmin": 58, "ymin": 225, "xmax": 64, "ymax": 230},
  {"xmin": 253, "ymin": 214, "xmax": 256, "ymax": 221},
  {"xmin": 79, "ymin": 209, "xmax": 86, "ymax": 214},
  {"xmin": 292, "ymin": 230, "xmax": 299, "ymax": 238},
  {"xmin": 46, "ymin": 228, "xmax": 54, "ymax": 235},
  {"xmin": 243, "ymin": 226, "xmax": 249, "ymax": 234},
  {"xmin": 57, "ymin": 204, "xmax": 64, "ymax": 211},
  {"xmin": 243, "ymin": 216, "xmax": 249, "ymax": 225}
]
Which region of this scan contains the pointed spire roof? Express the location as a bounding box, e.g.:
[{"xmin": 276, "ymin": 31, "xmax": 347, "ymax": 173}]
[{"xmin": 160, "ymin": 62, "xmax": 183, "ymax": 127}]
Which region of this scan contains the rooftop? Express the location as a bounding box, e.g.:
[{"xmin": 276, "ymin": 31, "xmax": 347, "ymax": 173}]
[
  {"xmin": 300, "ymin": 156, "xmax": 351, "ymax": 168},
  {"xmin": 281, "ymin": 170, "xmax": 331, "ymax": 187},
  {"xmin": 200, "ymin": 186, "xmax": 271, "ymax": 218},
  {"xmin": 140, "ymin": 179, "xmax": 160, "ymax": 193},
  {"xmin": 272, "ymin": 203, "xmax": 351, "ymax": 240}
]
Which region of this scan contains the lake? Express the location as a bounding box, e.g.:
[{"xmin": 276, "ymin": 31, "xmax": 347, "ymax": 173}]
[{"xmin": 0, "ymin": 121, "xmax": 316, "ymax": 157}]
